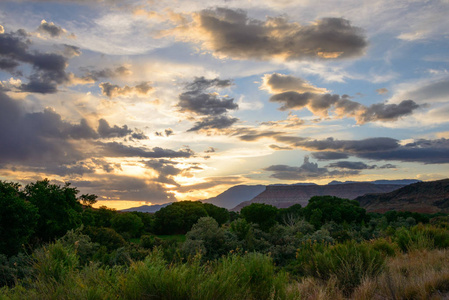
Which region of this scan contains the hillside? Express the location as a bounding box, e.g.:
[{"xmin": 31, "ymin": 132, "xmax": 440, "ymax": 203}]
[
  {"xmin": 356, "ymin": 179, "xmax": 449, "ymax": 213},
  {"xmin": 232, "ymin": 182, "xmax": 407, "ymax": 211},
  {"xmin": 202, "ymin": 185, "xmax": 266, "ymax": 209}
]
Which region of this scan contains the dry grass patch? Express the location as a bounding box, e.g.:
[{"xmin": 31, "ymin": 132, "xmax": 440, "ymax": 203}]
[{"xmin": 353, "ymin": 249, "xmax": 449, "ymax": 299}]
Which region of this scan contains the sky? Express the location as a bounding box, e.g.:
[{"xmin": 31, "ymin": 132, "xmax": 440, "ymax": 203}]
[{"xmin": 0, "ymin": 0, "xmax": 448, "ymax": 210}]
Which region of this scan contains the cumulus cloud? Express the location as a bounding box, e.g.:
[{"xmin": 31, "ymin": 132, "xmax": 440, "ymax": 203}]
[
  {"xmin": 178, "ymin": 77, "xmax": 239, "ymax": 132},
  {"xmin": 264, "ymin": 156, "xmax": 359, "ymax": 180},
  {"xmin": 265, "ymin": 73, "xmax": 421, "ymax": 122},
  {"xmin": 0, "ymin": 91, "xmax": 90, "ymax": 165},
  {"xmin": 311, "ymin": 151, "xmax": 349, "ymax": 160},
  {"xmin": 98, "ymin": 142, "xmax": 194, "ymax": 158},
  {"xmin": 261, "ymin": 73, "xmax": 328, "ymax": 94},
  {"xmin": 99, "ymin": 81, "xmax": 153, "ymax": 98},
  {"xmin": 97, "ymin": 118, "xmax": 132, "ymax": 138},
  {"xmin": 0, "ymin": 29, "xmax": 72, "ymax": 93},
  {"xmin": 178, "ymin": 76, "xmax": 237, "ymax": 116},
  {"xmin": 155, "ymin": 128, "xmax": 174, "ymax": 137},
  {"xmin": 168, "ymin": 7, "xmax": 367, "ymax": 61},
  {"xmin": 143, "ymin": 159, "xmax": 184, "ymax": 186},
  {"xmin": 79, "ymin": 65, "xmax": 132, "ymax": 81},
  {"xmin": 187, "ymin": 115, "xmax": 238, "ymax": 132},
  {"xmin": 37, "ymin": 20, "xmax": 70, "ymax": 38}
]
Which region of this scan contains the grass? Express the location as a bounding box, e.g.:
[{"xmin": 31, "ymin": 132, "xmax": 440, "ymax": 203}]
[{"xmin": 156, "ymin": 234, "xmax": 186, "ymax": 243}]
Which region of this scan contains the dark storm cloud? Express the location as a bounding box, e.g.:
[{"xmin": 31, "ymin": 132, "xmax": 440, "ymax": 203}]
[
  {"xmin": 357, "ymin": 138, "xmax": 449, "ymax": 164},
  {"xmin": 269, "ymin": 89, "xmax": 420, "ymax": 122},
  {"xmin": 143, "ymin": 159, "xmax": 183, "ymax": 186},
  {"xmin": 99, "ymin": 142, "xmax": 194, "ymax": 158},
  {"xmin": 130, "ymin": 130, "xmax": 148, "ymax": 140},
  {"xmin": 0, "ymin": 58, "xmax": 20, "ymax": 72},
  {"xmin": 281, "ymin": 136, "xmax": 449, "ymax": 164},
  {"xmin": 187, "ymin": 115, "xmax": 238, "ymax": 132},
  {"xmin": 97, "ymin": 118, "xmax": 132, "ymax": 138},
  {"xmin": 294, "ymin": 137, "xmax": 400, "ymax": 152},
  {"xmin": 264, "ymin": 156, "xmax": 358, "ymax": 180},
  {"xmin": 357, "ymin": 100, "xmax": 420, "ymax": 123},
  {"xmin": 192, "ymin": 8, "xmax": 367, "ymax": 60},
  {"xmin": 325, "ymin": 161, "xmax": 376, "ymax": 170},
  {"xmin": 0, "ymin": 29, "xmax": 72, "ymax": 93},
  {"xmin": 99, "ymin": 81, "xmax": 153, "ymax": 98},
  {"xmin": 0, "ymin": 91, "xmax": 86, "ymax": 164},
  {"xmin": 80, "ymin": 65, "xmax": 131, "ymax": 81},
  {"xmin": 0, "ymin": 91, "xmax": 166, "ymax": 172},
  {"xmin": 231, "ymin": 128, "xmax": 284, "ymax": 142},
  {"xmin": 178, "ymin": 77, "xmax": 237, "ymax": 116},
  {"xmin": 45, "ymin": 163, "xmax": 96, "ymax": 176},
  {"xmin": 311, "ymin": 151, "xmax": 349, "ymax": 160},
  {"xmin": 37, "ymin": 20, "xmax": 66, "ymax": 37}
]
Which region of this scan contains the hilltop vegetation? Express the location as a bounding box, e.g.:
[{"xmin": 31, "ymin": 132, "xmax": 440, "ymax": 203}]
[{"xmin": 2, "ymin": 179, "xmax": 449, "ymax": 299}]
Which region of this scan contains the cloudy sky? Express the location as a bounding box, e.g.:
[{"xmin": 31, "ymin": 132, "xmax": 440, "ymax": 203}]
[{"xmin": 0, "ymin": 0, "xmax": 448, "ymax": 209}]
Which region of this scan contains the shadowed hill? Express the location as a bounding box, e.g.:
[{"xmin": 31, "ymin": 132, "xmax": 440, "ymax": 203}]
[{"xmin": 356, "ymin": 179, "xmax": 449, "ymax": 213}]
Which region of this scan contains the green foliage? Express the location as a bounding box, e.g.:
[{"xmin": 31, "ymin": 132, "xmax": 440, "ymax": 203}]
[
  {"xmin": 370, "ymin": 238, "xmax": 398, "ymax": 257},
  {"xmin": 154, "ymin": 201, "xmax": 208, "ymax": 234},
  {"xmin": 240, "ymin": 203, "xmax": 279, "ymax": 231},
  {"xmin": 140, "ymin": 235, "xmax": 162, "ymax": 249},
  {"xmin": 25, "ymin": 179, "xmax": 83, "ymax": 242},
  {"xmin": 183, "ymin": 217, "xmax": 236, "ymax": 261},
  {"xmin": 203, "ymin": 203, "xmax": 230, "ymax": 225},
  {"xmin": 111, "ymin": 212, "xmax": 144, "ymax": 238},
  {"xmin": 58, "ymin": 228, "xmax": 96, "ymax": 266},
  {"xmin": 0, "ymin": 253, "xmax": 32, "ymax": 287},
  {"xmin": 277, "ymin": 204, "xmax": 303, "ymax": 225},
  {"xmin": 121, "ymin": 249, "xmax": 287, "ymax": 300},
  {"xmin": 32, "ymin": 241, "xmax": 79, "ymax": 283},
  {"xmin": 83, "ymin": 226, "xmax": 126, "ymax": 251},
  {"xmin": 0, "ymin": 181, "xmax": 39, "ymax": 256},
  {"xmin": 296, "ymin": 240, "xmax": 385, "ymax": 294},
  {"xmin": 394, "ymin": 224, "xmax": 449, "ymax": 252},
  {"xmin": 302, "ymin": 196, "xmax": 369, "ymax": 228}
]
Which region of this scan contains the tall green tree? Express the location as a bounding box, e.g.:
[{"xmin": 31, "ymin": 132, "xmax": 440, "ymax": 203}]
[
  {"xmin": 302, "ymin": 196, "xmax": 369, "ymax": 228},
  {"xmin": 154, "ymin": 201, "xmax": 208, "ymax": 234},
  {"xmin": 0, "ymin": 181, "xmax": 39, "ymax": 255},
  {"xmin": 240, "ymin": 203, "xmax": 279, "ymax": 231},
  {"xmin": 25, "ymin": 179, "xmax": 83, "ymax": 242}
]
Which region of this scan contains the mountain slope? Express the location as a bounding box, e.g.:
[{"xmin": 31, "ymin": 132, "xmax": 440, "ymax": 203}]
[
  {"xmin": 202, "ymin": 185, "xmax": 266, "ymax": 209},
  {"xmin": 356, "ymin": 179, "xmax": 449, "ymax": 213},
  {"xmin": 232, "ymin": 182, "xmax": 407, "ymax": 211}
]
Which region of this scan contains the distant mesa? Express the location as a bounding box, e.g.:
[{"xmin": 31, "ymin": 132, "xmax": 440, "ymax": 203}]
[
  {"xmin": 356, "ymin": 178, "xmax": 449, "ymax": 213},
  {"xmin": 231, "ymin": 181, "xmax": 416, "ymax": 211},
  {"xmin": 121, "ymin": 179, "xmax": 423, "ymax": 213}
]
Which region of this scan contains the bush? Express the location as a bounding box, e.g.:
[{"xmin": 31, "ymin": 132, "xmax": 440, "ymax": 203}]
[{"xmin": 296, "ymin": 240, "xmax": 385, "ymax": 294}]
